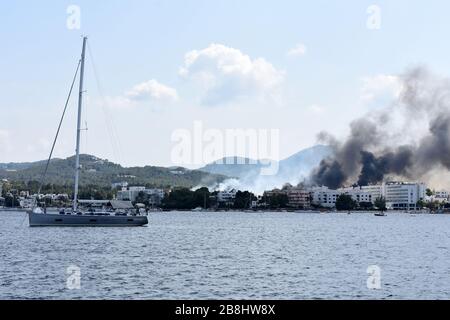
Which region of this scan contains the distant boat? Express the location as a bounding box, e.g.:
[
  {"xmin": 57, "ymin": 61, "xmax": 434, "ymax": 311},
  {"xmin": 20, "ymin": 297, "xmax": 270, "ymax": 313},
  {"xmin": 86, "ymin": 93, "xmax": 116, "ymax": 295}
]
[
  {"xmin": 374, "ymin": 212, "xmax": 387, "ymax": 217},
  {"xmin": 28, "ymin": 37, "xmax": 148, "ymax": 227}
]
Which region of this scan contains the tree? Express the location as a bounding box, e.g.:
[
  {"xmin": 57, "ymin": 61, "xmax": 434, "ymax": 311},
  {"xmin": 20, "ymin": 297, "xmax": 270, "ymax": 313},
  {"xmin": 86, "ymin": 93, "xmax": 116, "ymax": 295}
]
[
  {"xmin": 335, "ymin": 194, "xmax": 357, "ymax": 211},
  {"xmin": 426, "ymin": 188, "xmax": 433, "ymax": 197},
  {"xmin": 4, "ymin": 195, "xmax": 20, "ymax": 208},
  {"xmin": 78, "ymin": 185, "xmax": 113, "ymax": 200},
  {"xmin": 135, "ymin": 191, "xmax": 150, "ymax": 206},
  {"xmin": 234, "ymin": 191, "xmax": 255, "ymax": 209},
  {"xmin": 374, "ymin": 196, "xmax": 387, "ymax": 212},
  {"xmin": 193, "ymin": 187, "xmax": 210, "ymax": 209},
  {"xmin": 425, "ymin": 201, "xmax": 439, "ymax": 211},
  {"xmin": 162, "ymin": 188, "xmax": 196, "ymax": 210},
  {"xmin": 263, "ymin": 193, "xmax": 289, "ymax": 209},
  {"xmin": 416, "ymin": 199, "xmax": 426, "ymax": 209}
]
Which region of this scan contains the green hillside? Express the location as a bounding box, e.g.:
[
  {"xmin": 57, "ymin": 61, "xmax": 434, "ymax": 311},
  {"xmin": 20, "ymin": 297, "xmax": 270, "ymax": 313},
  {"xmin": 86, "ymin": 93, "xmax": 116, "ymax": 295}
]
[{"xmin": 0, "ymin": 154, "xmax": 227, "ymax": 189}]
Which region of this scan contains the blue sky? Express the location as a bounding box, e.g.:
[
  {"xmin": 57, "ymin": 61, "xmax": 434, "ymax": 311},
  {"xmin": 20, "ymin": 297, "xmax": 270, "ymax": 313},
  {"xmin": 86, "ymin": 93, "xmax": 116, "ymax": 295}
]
[{"xmin": 1, "ymin": 0, "xmax": 450, "ymax": 167}]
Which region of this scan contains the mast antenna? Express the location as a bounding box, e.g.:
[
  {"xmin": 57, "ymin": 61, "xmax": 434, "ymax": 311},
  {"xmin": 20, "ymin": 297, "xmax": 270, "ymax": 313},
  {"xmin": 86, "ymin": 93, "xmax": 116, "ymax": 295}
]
[{"xmin": 73, "ymin": 36, "xmax": 87, "ymax": 212}]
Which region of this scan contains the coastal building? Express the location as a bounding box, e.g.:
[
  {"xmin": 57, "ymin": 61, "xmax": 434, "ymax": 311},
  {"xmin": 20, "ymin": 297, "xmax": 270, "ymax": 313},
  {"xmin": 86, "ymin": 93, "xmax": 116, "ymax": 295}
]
[
  {"xmin": 263, "ymin": 188, "xmax": 285, "ymax": 198},
  {"xmin": 143, "ymin": 188, "xmax": 165, "ymax": 199},
  {"xmin": 332, "ymin": 182, "xmax": 426, "ymax": 209},
  {"xmin": 361, "ymin": 184, "xmax": 385, "ymax": 202},
  {"xmin": 310, "ymin": 186, "xmax": 341, "ymax": 208},
  {"xmin": 117, "ymin": 186, "xmax": 146, "ymax": 201},
  {"xmin": 434, "ymin": 191, "xmax": 449, "ymax": 198},
  {"xmin": 424, "ymin": 190, "xmax": 449, "ymax": 204},
  {"xmin": 384, "ymin": 182, "xmax": 426, "ymax": 210},
  {"xmin": 111, "ymin": 181, "xmax": 129, "ymax": 189},
  {"xmin": 117, "ymin": 186, "xmax": 165, "ymax": 204},
  {"xmin": 338, "ymin": 187, "xmax": 373, "ymax": 204},
  {"xmin": 267, "ymin": 185, "xmax": 312, "ymax": 208},
  {"xmin": 286, "ymin": 188, "xmax": 311, "ymax": 208},
  {"xmin": 143, "ymin": 188, "xmax": 166, "ymax": 206},
  {"xmin": 432, "ymin": 190, "xmax": 449, "ymax": 203},
  {"xmin": 217, "ymin": 189, "xmax": 237, "ymax": 206}
]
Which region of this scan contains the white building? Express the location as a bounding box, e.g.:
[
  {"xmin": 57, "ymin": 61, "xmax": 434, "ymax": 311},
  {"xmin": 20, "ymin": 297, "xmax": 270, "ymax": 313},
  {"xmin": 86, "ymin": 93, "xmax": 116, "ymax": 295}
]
[
  {"xmin": 311, "ymin": 185, "xmax": 381, "ymax": 208},
  {"xmin": 117, "ymin": 186, "xmax": 165, "ymax": 203},
  {"xmin": 310, "ymin": 186, "xmax": 341, "ymax": 208},
  {"xmin": 384, "ymin": 182, "xmax": 426, "ymax": 210},
  {"xmin": 143, "ymin": 188, "xmax": 165, "ymax": 205},
  {"xmin": 427, "ymin": 190, "xmax": 449, "ymax": 204},
  {"xmin": 434, "ymin": 191, "xmax": 449, "ymax": 198},
  {"xmin": 143, "ymin": 188, "xmax": 165, "ymax": 199},
  {"xmin": 338, "ymin": 187, "xmax": 373, "ymax": 204},
  {"xmin": 361, "ymin": 184, "xmax": 385, "ymax": 202},
  {"xmin": 433, "ymin": 191, "xmax": 449, "ymax": 203},
  {"xmin": 117, "ymin": 186, "xmax": 146, "ymax": 201},
  {"xmin": 111, "ymin": 181, "xmax": 129, "ymax": 189},
  {"xmin": 217, "ymin": 189, "xmax": 237, "ymax": 206}
]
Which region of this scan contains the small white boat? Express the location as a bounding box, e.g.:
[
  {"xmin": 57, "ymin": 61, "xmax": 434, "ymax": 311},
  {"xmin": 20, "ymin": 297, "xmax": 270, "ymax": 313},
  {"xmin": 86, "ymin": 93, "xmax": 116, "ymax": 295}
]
[{"xmin": 374, "ymin": 212, "xmax": 387, "ymax": 217}]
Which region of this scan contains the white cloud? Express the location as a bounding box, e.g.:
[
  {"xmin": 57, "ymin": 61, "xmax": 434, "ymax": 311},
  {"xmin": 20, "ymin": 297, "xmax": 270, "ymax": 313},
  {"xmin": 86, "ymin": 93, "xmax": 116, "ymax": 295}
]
[
  {"xmin": 105, "ymin": 79, "xmax": 178, "ymax": 109},
  {"xmin": 360, "ymin": 74, "xmax": 403, "ymax": 105},
  {"xmin": 287, "ymin": 43, "xmax": 307, "ymax": 57},
  {"xmin": 125, "ymin": 79, "xmax": 178, "ymax": 102},
  {"xmin": 104, "ymin": 95, "xmax": 137, "ymax": 110},
  {"xmin": 307, "ymin": 104, "xmax": 325, "ymax": 114},
  {"xmin": 179, "ymin": 43, "xmax": 285, "ymax": 106}
]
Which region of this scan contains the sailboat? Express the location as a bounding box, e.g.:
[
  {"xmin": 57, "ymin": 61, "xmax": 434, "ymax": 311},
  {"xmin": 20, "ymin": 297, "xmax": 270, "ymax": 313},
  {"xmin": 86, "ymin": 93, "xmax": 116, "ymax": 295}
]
[{"xmin": 28, "ymin": 37, "xmax": 148, "ymax": 227}]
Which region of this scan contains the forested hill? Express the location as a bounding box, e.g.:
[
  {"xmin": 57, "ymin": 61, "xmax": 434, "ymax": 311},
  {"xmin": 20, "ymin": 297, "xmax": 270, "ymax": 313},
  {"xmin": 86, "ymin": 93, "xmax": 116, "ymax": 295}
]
[{"xmin": 0, "ymin": 154, "xmax": 227, "ymax": 189}]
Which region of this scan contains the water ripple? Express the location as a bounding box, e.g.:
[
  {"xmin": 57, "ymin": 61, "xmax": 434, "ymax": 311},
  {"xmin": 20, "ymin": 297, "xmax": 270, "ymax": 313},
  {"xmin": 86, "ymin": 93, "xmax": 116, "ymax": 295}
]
[{"xmin": 1, "ymin": 211, "xmax": 450, "ymax": 299}]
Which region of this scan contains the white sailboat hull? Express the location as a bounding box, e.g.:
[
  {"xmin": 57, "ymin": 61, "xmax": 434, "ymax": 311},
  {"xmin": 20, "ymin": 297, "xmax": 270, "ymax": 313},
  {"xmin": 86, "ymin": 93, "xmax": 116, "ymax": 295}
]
[{"xmin": 28, "ymin": 212, "xmax": 148, "ymax": 227}]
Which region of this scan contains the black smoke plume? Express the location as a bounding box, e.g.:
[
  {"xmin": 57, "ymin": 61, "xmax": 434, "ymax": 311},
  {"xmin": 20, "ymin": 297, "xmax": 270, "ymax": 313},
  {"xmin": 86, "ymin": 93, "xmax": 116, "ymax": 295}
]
[
  {"xmin": 357, "ymin": 148, "xmax": 413, "ymax": 186},
  {"xmin": 310, "ymin": 67, "xmax": 450, "ymax": 188}
]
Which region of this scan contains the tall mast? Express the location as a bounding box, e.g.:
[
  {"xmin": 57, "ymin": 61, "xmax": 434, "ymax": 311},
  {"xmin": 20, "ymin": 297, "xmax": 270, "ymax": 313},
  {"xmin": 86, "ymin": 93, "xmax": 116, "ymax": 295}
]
[{"xmin": 73, "ymin": 36, "xmax": 87, "ymax": 212}]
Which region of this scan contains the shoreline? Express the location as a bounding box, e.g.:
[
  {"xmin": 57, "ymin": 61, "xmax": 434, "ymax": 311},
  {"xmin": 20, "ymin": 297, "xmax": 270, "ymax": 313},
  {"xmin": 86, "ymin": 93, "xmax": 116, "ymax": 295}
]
[{"xmin": 1, "ymin": 208, "xmax": 447, "ymax": 215}]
